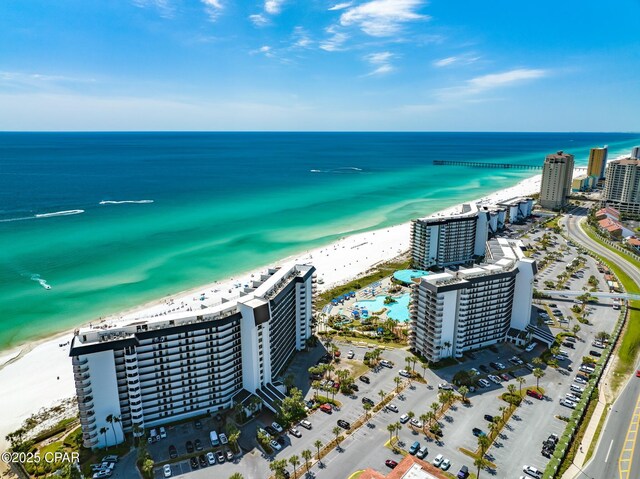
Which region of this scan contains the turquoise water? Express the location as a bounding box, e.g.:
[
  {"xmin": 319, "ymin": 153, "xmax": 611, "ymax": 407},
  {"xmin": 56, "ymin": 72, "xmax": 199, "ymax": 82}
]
[
  {"xmin": 355, "ymin": 293, "xmax": 411, "ymax": 322},
  {"xmin": 1, "ymin": 132, "xmax": 639, "ymax": 350},
  {"xmin": 393, "ymin": 269, "xmax": 430, "ymax": 284}
]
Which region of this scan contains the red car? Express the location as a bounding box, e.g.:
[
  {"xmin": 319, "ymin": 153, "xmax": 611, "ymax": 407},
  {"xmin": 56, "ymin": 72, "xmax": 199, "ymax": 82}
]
[
  {"xmin": 334, "ymin": 350, "xmax": 341, "ymax": 357},
  {"xmin": 636, "ymin": 370, "xmax": 640, "ymax": 377},
  {"xmin": 385, "ymin": 460, "xmax": 398, "ymax": 469},
  {"xmin": 526, "ymin": 389, "xmax": 544, "ymax": 400},
  {"xmin": 320, "ymin": 403, "xmax": 333, "ymax": 413}
]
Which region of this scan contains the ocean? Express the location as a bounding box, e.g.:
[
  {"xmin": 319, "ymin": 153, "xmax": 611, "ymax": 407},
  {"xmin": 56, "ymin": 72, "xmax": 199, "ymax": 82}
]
[{"xmin": 1, "ymin": 132, "xmax": 639, "ymax": 350}]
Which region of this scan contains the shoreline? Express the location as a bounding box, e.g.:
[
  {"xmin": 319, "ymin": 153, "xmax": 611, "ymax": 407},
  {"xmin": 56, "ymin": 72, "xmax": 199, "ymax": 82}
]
[{"xmin": 0, "ymin": 170, "xmax": 555, "ymax": 451}]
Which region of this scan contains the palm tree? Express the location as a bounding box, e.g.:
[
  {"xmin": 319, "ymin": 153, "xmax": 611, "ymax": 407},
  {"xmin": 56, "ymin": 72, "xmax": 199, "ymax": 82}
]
[
  {"xmin": 407, "ymin": 411, "xmax": 415, "ymax": 422},
  {"xmin": 379, "ymin": 389, "xmax": 386, "ymax": 403},
  {"xmin": 573, "ymin": 324, "xmax": 581, "ymax": 336},
  {"xmin": 106, "ymin": 415, "xmax": 114, "ymax": 445},
  {"xmin": 507, "ymin": 384, "xmax": 517, "ymax": 398},
  {"xmin": 394, "ymin": 422, "xmax": 402, "ymax": 440},
  {"xmin": 516, "ymin": 377, "xmax": 526, "ymax": 395},
  {"xmin": 532, "ymin": 356, "xmax": 543, "ymax": 367},
  {"xmin": 474, "ymin": 456, "xmax": 489, "ymax": 479},
  {"xmin": 363, "ymin": 402, "xmax": 373, "ymax": 423},
  {"xmin": 229, "ymin": 473, "xmax": 244, "ymax": 479},
  {"xmin": 443, "ymin": 341, "xmax": 452, "ymax": 357},
  {"xmin": 113, "ymin": 416, "xmax": 122, "ymax": 443},
  {"xmin": 477, "ymin": 435, "xmax": 490, "ymax": 456},
  {"xmin": 289, "ymin": 455, "xmax": 300, "ymax": 476},
  {"xmin": 405, "ymin": 356, "xmax": 413, "ymax": 373},
  {"xmin": 301, "ymin": 449, "xmax": 312, "ymax": 473},
  {"xmin": 430, "ymin": 402, "xmax": 439, "ymax": 417},
  {"xmin": 419, "ymin": 414, "xmax": 429, "ymax": 434},
  {"xmin": 458, "ymin": 385, "xmax": 469, "ymax": 402},
  {"xmin": 430, "ymin": 422, "xmax": 442, "ymax": 438},
  {"xmin": 489, "ymin": 420, "xmax": 499, "ymax": 439},
  {"xmin": 387, "ymin": 423, "xmax": 396, "ymax": 444},
  {"xmin": 420, "ymin": 360, "xmax": 428, "ymax": 379},
  {"xmin": 424, "ymin": 411, "xmax": 435, "ymax": 429},
  {"xmin": 533, "ymin": 368, "xmax": 545, "ymax": 389},
  {"xmin": 99, "ymin": 427, "xmax": 108, "ymax": 448},
  {"xmin": 314, "ymin": 439, "xmax": 323, "ymax": 461},
  {"xmin": 332, "ymin": 426, "xmax": 342, "ymax": 448},
  {"xmin": 269, "ymin": 459, "xmax": 288, "ymax": 479},
  {"xmin": 394, "ymin": 376, "xmax": 402, "ymax": 393},
  {"xmin": 498, "ymin": 406, "xmax": 507, "ymax": 422},
  {"xmin": 312, "ymin": 380, "xmax": 321, "ymax": 399}
]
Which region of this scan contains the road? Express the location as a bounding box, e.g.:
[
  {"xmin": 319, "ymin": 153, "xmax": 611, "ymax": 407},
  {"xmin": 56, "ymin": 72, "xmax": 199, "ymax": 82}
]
[{"xmin": 564, "ymin": 208, "xmax": 640, "ymax": 479}]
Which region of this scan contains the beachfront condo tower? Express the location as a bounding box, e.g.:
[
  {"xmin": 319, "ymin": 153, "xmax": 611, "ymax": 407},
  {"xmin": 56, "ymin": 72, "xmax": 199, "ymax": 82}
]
[
  {"xmin": 539, "ymin": 151, "xmax": 575, "ymax": 210},
  {"xmin": 602, "ymin": 155, "xmax": 640, "ymax": 216},
  {"xmin": 586, "ymin": 146, "xmax": 608, "ymax": 181},
  {"xmin": 70, "ymin": 264, "xmax": 316, "ymax": 449},
  {"xmin": 410, "ymin": 203, "xmax": 490, "ymax": 269},
  {"xmin": 409, "ymin": 238, "xmax": 535, "ymax": 363}
]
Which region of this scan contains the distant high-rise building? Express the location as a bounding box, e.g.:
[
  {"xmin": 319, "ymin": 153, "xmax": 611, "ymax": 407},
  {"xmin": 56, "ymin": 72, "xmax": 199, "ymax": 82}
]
[
  {"xmin": 410, "ymin": 203, "xmax": 489, "ymax": 269},
  {"xmin": 631, "ymin": 146, "xmax": 640, "ymax": 160},
  {"xmin": 602, "ymin": 156, "xmax": 640, "ymax": 215},
  {"xmin": 539, "ymin": 151, "xmax": 575, "ymax": 210},
  {"xmin": 587, "ymin": 146, "xmax": 608, "ymax": 180}
]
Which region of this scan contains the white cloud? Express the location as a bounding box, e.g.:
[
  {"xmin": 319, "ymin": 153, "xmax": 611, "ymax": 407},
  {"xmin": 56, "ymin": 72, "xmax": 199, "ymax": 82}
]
[
  {"xmin": 264, "ymin": 0, "xmax": 285, "ymax": 14},
  {"xmin": 433, "ymin": 54, "xmax": 480, "ymax": 68},
  {"xmin": 319, "ymin": 26, "xmax": 349, "ymax": 51},
  {"xmin": 363, "ymin": 51, "xmax": 395, "ymax": 76},
  {"xmin": 339, "ymin": 0, "xmax": 428, "ymax": 37},
  {"xmin": 201, "ymin": 0, "xmax": 224, "ymax": 21},
  {"xmin": 132, "ymin": 0, "xmax": 175, "ymax": 19},
  {"xmin": 329, "ymin": 2, "xmax": 353, "ymax": 10},
  {"xmin": 249, "ymin": 13, "xmax": 269, "ymax": 26},
  {"xmin": 292, "ymin": 26, "xmax": 313, "ymax": 48},
  {"xmin": 437, "ymin": 68, "xmax": 547, "ymax": 100}
]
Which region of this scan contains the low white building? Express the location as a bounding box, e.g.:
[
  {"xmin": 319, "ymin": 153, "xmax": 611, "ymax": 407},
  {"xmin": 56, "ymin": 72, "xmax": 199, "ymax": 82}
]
[
  {"xmin": 70, "ymin": 264, "xmax": 316, "ymax": 449},
  {"xmin": 409, "ymin": 239, "xmax": 535, "ymax": 362},
  {"xmin": 497, "ymin": 197, "xmax": 534, "ymax": 223}
]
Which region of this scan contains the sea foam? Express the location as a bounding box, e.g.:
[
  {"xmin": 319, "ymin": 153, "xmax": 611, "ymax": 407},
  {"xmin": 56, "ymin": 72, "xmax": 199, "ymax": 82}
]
[
  {"xmin": 99, "ymin": 200, "xmax": 154, "ymax": 205},
  {"xmin": 35, "ymin": 209, "xmax": 84, "ymax": 218}
]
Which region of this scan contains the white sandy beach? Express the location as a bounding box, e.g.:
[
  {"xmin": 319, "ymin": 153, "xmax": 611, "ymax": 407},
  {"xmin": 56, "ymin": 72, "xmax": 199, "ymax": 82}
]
[{"xmin": 0, "ymin": 170, "xmax": 557, "ymax": 451}]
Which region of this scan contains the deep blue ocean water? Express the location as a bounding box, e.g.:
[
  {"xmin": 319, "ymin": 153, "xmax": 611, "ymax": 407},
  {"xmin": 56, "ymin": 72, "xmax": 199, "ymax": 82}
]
[{"xmin": 1, "ymin": 132, "xmax": 639, "ymax": 349}]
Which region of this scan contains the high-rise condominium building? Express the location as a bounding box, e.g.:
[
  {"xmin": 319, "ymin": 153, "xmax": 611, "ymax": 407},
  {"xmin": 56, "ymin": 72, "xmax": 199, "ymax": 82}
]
[
  {"xmin": 410, "ymin": 203, "xmax": 490, "ymax": 269},
  {"xmin": 602, "ymin": 156, "xmax": 640, "ymax": 215},
  {"xmin": 70, "ymin": 264, "xmax": 316, "ymax": 449},
  {"xmin": 631, "ymin": 146, "xmax": 640, "ymax": 160},
  {"xmin": 539, "ymin": 151, "xmax": 575, "ymax": 210},
  {"xmin": 409, "ymin": 239, "xmax": 535, "ymax": 363},
  {"xmin": 587, "ymin": 146, "xmax": 608, "ymax": 180}
]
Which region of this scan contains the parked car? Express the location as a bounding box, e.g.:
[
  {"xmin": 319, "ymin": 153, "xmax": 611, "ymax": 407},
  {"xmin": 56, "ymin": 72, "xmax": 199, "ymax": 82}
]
[
  {"xmin": 438, "ymin": 383, "xmax": 453, "ymax": 390},
  {"xmin": 189, "ymin": 457, "xmax": 199, "ymax": 470},
  {"xmin": 489, "ymin": 362, "xmax": 500, "ymax": 370},
  {"xmin": 416, "ymin": 446, "xmax": 428, "ymax": 459},
  {"xmin": 289, "ymin": 427, "xmax": 302, "ymax": 438},
  {"xmin": 409, "ymin": 441, "xmax": 421, "ymax": 455},
  {"xmin": 479, "ymin": 365, "xmax": 490, "ymax": 373},
  {"xmin": 337, "ymin": 419, "xmax": 350, "ymax": 429},
  {"xmin": 299, "ymin": 420, "xmax": 312, "ymax": 430},
  {"xmin": 575, "ymin": 376, "xmax": 588, "ymax": 385},
  {"xmin": 399, "ymin": 414, "xmax": 409, "ymax": 423},
  {"xmin": 590, "ymin": 350, "xmax": 602, "ymax": 357},
  {"xmin": 359, "ymin": 375, "xmax": 371, "ymax": 384},
  {"xmin": 472, "ymin": 428, "xmax": 485, "ymax": 437},
  {"xmin": 347, "ymin": 350, "xmax": 355, "ymax": 359},
  {"xmin": 560, "ymin": 398, "xmax": 576, "ymax": 409},
  {"xmin": 206, "ymin": 452, "xmax": 215, "ymax": 465},
  {"xmin": 399, "ymin": 369, "xmax": 412, "ymax": 378},
  {"xmin": 194, "ymin": 420, "xmax": 203, "ymax": 430},
  {"xmin": 194, "ymin": 439, "xmax": 203, "ymax": 451},
  {"xmin": 432, "ymin": 454, "xmax": 444, "ymax": 467},
  {"xmin": 457, "ymin": 465, "xmax": 470, "ymax": 479},
  {"xmin": 386, "ymin": 403, "xmax": 398, "ymax": 412},
  {"xmin": 168, "ymin": 445, "xmax": 177, "ymax": 459},
  {"xmin": 523, "ymin": 465, "xmax": 542, "ymax": 478},
  {"xmin": 484, "ymin": 415, "xmax": 494, "ymax": 422},
  {"xmin": 440, "ymin": 458, "xmax": 451, "ymax": 470},
  {"xmin": 362, "ymin": 397, "xmax": 374, "ymax": 406},
  {"xmin": 226, "ymin": 449, "xmax": 233, "ymax": 461},
  {"xmin": 385, "ymin": 460, "xmax": 398, "ymax": 469},
  {"xmin": 216, "ymin": 451, "xmax": 225, "ymax": 463},
  {"xmin": 478, "ymin": 378, "xmax": 490, "ymax": 388},
  {"xmin": 410, "ymin": 418, "xmax": 423, "ymax": 429},
  {"xmin": 488, "ymin": 375, "xmax": 501, "ymax": 384},
  {"xmin": 320, "ymin": 403, "xmax": 333, "ymax": 413},
  {"xmin": 186, "ymin": 441, "xmax": 194, "ymax": 453},
  {"xmin": 198, "ymin": 454, "xmax": 207, "ymax": 468},
  {"xmin": 526, "ymin": 389, "xmax": 543, "ymax": 400},
  {"xmin": 500, "ymin": 373, "xmax": 510, "ymax": 381},
  {"xmin": 272, "ymin": 422, "xmax": 283, "ymax": 433},
  {"xmin": 525, "ymin": 342, "xmax": 538, "ymax": 352},
  {"xmin": 163, "ymin": 465, "xmax": 172, "ymax": 478},
  {"xmin": 380, "ymin": 359, "xmax": 393, "ymax": 368}
]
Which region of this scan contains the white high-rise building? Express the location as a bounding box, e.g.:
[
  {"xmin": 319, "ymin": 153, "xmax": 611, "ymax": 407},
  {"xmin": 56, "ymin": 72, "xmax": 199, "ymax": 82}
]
[
  {"xmin": 70, "ymin": 264, "xmax": 316, "ymax": 449},
  {"xmin": 602, "ymin": 157, "xmax": 640, "ymax": 215},
  {"xmin": 631, "ymin": 146, "xmax": 640, "ymax": 160},
  {"xmin": 539, "ymin": 151, "xmax": 575, "ymax": 210},
  {"xmin": 409, "ymin": 239, "xmax": 535, "ymax": 363},
  {"xmin": 410, "ymin": 203, "xmax": 490, "ymax": 269}
]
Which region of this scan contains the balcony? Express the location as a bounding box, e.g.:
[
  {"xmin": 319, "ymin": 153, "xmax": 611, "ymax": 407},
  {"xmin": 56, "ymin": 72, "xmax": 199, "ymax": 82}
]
[{"xmin": 78, "ymin": 400, "xmax": 94, "ymax": 412}]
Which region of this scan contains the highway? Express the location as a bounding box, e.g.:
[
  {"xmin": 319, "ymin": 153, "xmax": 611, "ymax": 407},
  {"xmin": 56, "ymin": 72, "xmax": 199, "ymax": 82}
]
[{"xmin": 563, "ymin": 208, "xmax": 640, "ymax": 479}]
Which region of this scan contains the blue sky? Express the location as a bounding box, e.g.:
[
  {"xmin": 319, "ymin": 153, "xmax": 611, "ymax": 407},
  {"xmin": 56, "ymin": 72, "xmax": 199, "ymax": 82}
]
[{"xmin": 1, "ymin": 0, "xmax": 639, "ymax": 131}]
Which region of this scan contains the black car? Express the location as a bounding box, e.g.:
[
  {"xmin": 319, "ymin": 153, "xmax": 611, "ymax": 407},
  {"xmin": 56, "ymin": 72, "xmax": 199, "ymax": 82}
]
[
  {"xmin": 337, "ymin": 419, "xmax": 350, "ymax": 429},
  {"xmin": 479, "ymin": 365, "xmax": 490, "ymax": 374},
  {"xmin": 169, "ymin": 445, "xmax": 177, "ymax": 459},
  {"xmin": 565, "ymin": 337, "xmax": 576, "ymax": 343},
  {"xmin": 265, "ymin": 426, "xmax": 278, "ymax": 436},
  {"xmin": 186, "ymin": 441, "xmax": 194, "ymax": 453},
  {"xmin": 194, "ymin": 420, "xmax": 203, "ymax": 430},
  {"xmin": 351, "ymin": 383, "xmax": 359, "ymax": 392},
  {"xmin": 362, "ymin": 397, "xmax": 374, "ymax": 406},
  {"xmin": 276, "ymin": 436, "xmax": 286, "ymax": 446},
  {"xmin": 190, "ymin": 457, "xmax": 199, "ymax": 470},
  {"xmin": 198, "ymin": 454, "xmax": 207, "ymax": 468},
  {"xmin": 472, "ymin": 428, "xmax": 485, "ymax": 437},
  {"xmin": 359, "ymin": 375, "xmax": 370, "ymax": 384},
  {"xmin": 563, "ymin": 342, "xmax": 575, "ymax": 349},
  {"xmin": 483, "ymin": 415, "xmax": 494, "ymax": 422},
  {"xmin": 310, "ymin": 373, "xmax": 322, "ymax": 380},
  {"xmin": 194, "ymin": 439, "xmax": 203, "ymax": 451},
  {"xmin": 489, "ymin": 362, "xmax": 500, "ymax": 370},
  {"xmin": 590, "ymin": 350, "xmax": 602, "ymax": 357}
]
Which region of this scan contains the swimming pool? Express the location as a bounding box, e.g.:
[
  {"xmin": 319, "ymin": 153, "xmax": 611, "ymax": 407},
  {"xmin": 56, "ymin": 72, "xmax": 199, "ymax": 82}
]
[
  {"xmin": 393, "ymin": 269, "xmax": 430, "ymax": 285},
  {"xmin": 354, "ymin": 293, "xmax": 411, "ymax": 322}
]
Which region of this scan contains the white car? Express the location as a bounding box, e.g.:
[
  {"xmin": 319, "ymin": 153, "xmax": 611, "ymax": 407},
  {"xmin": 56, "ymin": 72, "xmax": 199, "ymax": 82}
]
[
  {"xmin": 560, "ymin": 398, "xmax": 576, "ymax": 409},
  {"xmin": 523, "ymin": 465, "xmax": 542, "ymax": 478},
  {"xmin": 270, "ymin": 439, "xmax": 282, "ymax": 451},
  {"xmin": 386, "ymin": 404, "xmax": 399, "ymax": 412},
  {"xmin": 380, "ymin": 359, "xmax": 393, "ymax": 368},
  {"xmin": 432, "ymin": 454, "xmax": 444, "ymax": 467},
  {"xmin": 525, "ymin": 343, "xmax": 538, "ymax": 352},
  {"xmin": 347, "ymin": 350, "xmax": 355, "ymax": 359},
  {"xmin": 299, "ymin": 420, "xmax": 312, "ymax": 429},
  {"xmin": 272, "ymin": 422, "xmax": 283, "ymax": 433},
  {"xmin": 206, "ymin": 452, "xmax": 216, "ymax": 465},
  {"xmin": 470, "ymin": 368, "xmax": 479, "ymax": 375},
  {"xmin": 488, "ymin": 375, "xmax": 501, "ymax": 384},
  {"xmin": 478, "ymin": 378, "xmax": 490, "ymax": 388},
  {"xmin": 163, "ymin": 465, "xmax": 172, "ymax": 478},
  {"xmin": 440, "ymin": 458, "xmax": 451, "ymax": 470},
  {"xmin": 410, "ymin": 418, "xmax": 423, "ymax": 429},
  {"xmin": 159, "ymin": 426, "xmax": 167, "ymax": 439},
  {"xmin": 565, "ymin": 393, "xmax": 580, "ymax": 402},
  {"xmin": 399, "ymin": 414, "xmax": 409, "ymax": 423},
  {"xmin": 289, "ymin": 427, "xmax": 302, "ymax": 438},
  {"xmin": 575, "ymin": 376, "xmax": 588, "ymax": 385},
  {"xmin": 219, "ymin": 432, "xmax": 229, "ymax": 444},
  {"xmin": 438, "ymin": 383, "xmax": 453, "ymax": 390},
  {"xmin": 399, "ymin": 369, "xmax": 412, "ymax": 378}
]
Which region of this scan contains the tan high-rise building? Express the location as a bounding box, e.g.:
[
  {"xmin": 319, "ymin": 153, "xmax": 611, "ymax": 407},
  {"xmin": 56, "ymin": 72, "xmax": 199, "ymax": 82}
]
[
  {"xmin": 539, "ymin": 151, "xmax": 575, "ymax": 210},
  {"xmin": 587, "ymin": 146, "xmax": 608, "ymax": 180},
  {"xmin": 602, "ymin": 157, "xmax": 640, "ymax": 215}
]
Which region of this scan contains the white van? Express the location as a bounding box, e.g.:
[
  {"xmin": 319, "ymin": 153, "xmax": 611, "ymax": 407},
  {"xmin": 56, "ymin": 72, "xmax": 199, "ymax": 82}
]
[{"xmin": 210, "ymin": 430, "xmax": 220, "ymax": 447}]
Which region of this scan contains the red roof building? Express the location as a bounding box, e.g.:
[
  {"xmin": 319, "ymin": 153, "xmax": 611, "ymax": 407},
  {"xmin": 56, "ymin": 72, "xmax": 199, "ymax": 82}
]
[
  {"xmin": 598, "ymin": 218, "xmax": 623, "ymax": 238},
  {"xmin": 595, "ymin": 206, "xmax": 621, "ymax": 221},
  {"xmin": 358, "ymin": 455, "xmax": 451, "ymax": 479}
]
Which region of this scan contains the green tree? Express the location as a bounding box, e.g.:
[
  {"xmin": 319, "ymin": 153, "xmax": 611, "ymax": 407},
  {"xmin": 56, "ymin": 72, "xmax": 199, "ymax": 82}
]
[
  {"xmin": 228, "ymin": 474, "xmax": 244, "ymax": 479},
  {"xmin": 105, "ymin": 414, "xmax": 117, "ymax": 447},
  {"xmin": 516, "ymin": 377, "xmax": 526, "ymax": 395},
  {"xmin": 363, "ymin": 402, "xmax": 373, "ymax": 423},
  {"xmin": 430, "ymin": 402, "xmax": 439, "ymax": 416},
  {"xmin": 507, "ymin": 384, "xmax": 517, "ymax": 397},
  {"xmin": 289, "ymin": 455, "xmax": 300, "ymax": 476},
  {"xmin": 301, "ymin": 449, "xmax": 312, "ymax": 473},
  {"xmin": 474, "ymin": 456, "xmax": 489, "ymax": 479},
  {"xmin": 477, "ymin": 435, "xmax": 490, "ymax": 456},
  {"xmin": 430, "ymin": 422, "xmax": 442, "ymax": 437},
  {"xmin": 532, "ymin": 356, "xmax": 543, "ymax": 367},
  {"xmin": 269, "ymin": 459, "xmax": 288, "ymax": 479},
  {"xmin": 142, "ymin": 458, "xmax": 154, "ymax": 479},
  {"xmin": 573, "ymin": 324, "xmax": 581, "ymax": 336},
  {"xmin": 379, "ymin": 389, "xmax": 386, "ymax": 403},
  {"xmin": 458, "ymin": 385, "xmax": 469, "ymax": 402},
  {"xmin": 314, "ymin": 439, "xmax": 323, "ymax": 461},
  {"xmin": 387, "ymin": 423, "xmax": 396, "ymax": 444},
  {"xmin": 394, "ymin": 376, "xmax": 402, "ymax": 393},
  {"xmin": 332, "ymin": 426, "xmax": 342, "ymax": 448},
  {"xmin": 99, "ymin": 427, "xmax": 109, "ymax": 449},
  {"xmin": 533, "ymin": 368, "xmax": 545, "ymax": 389},
  {"xmin": 279, "ymin": 387, "xmax": 306, "ymax": 426}
]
